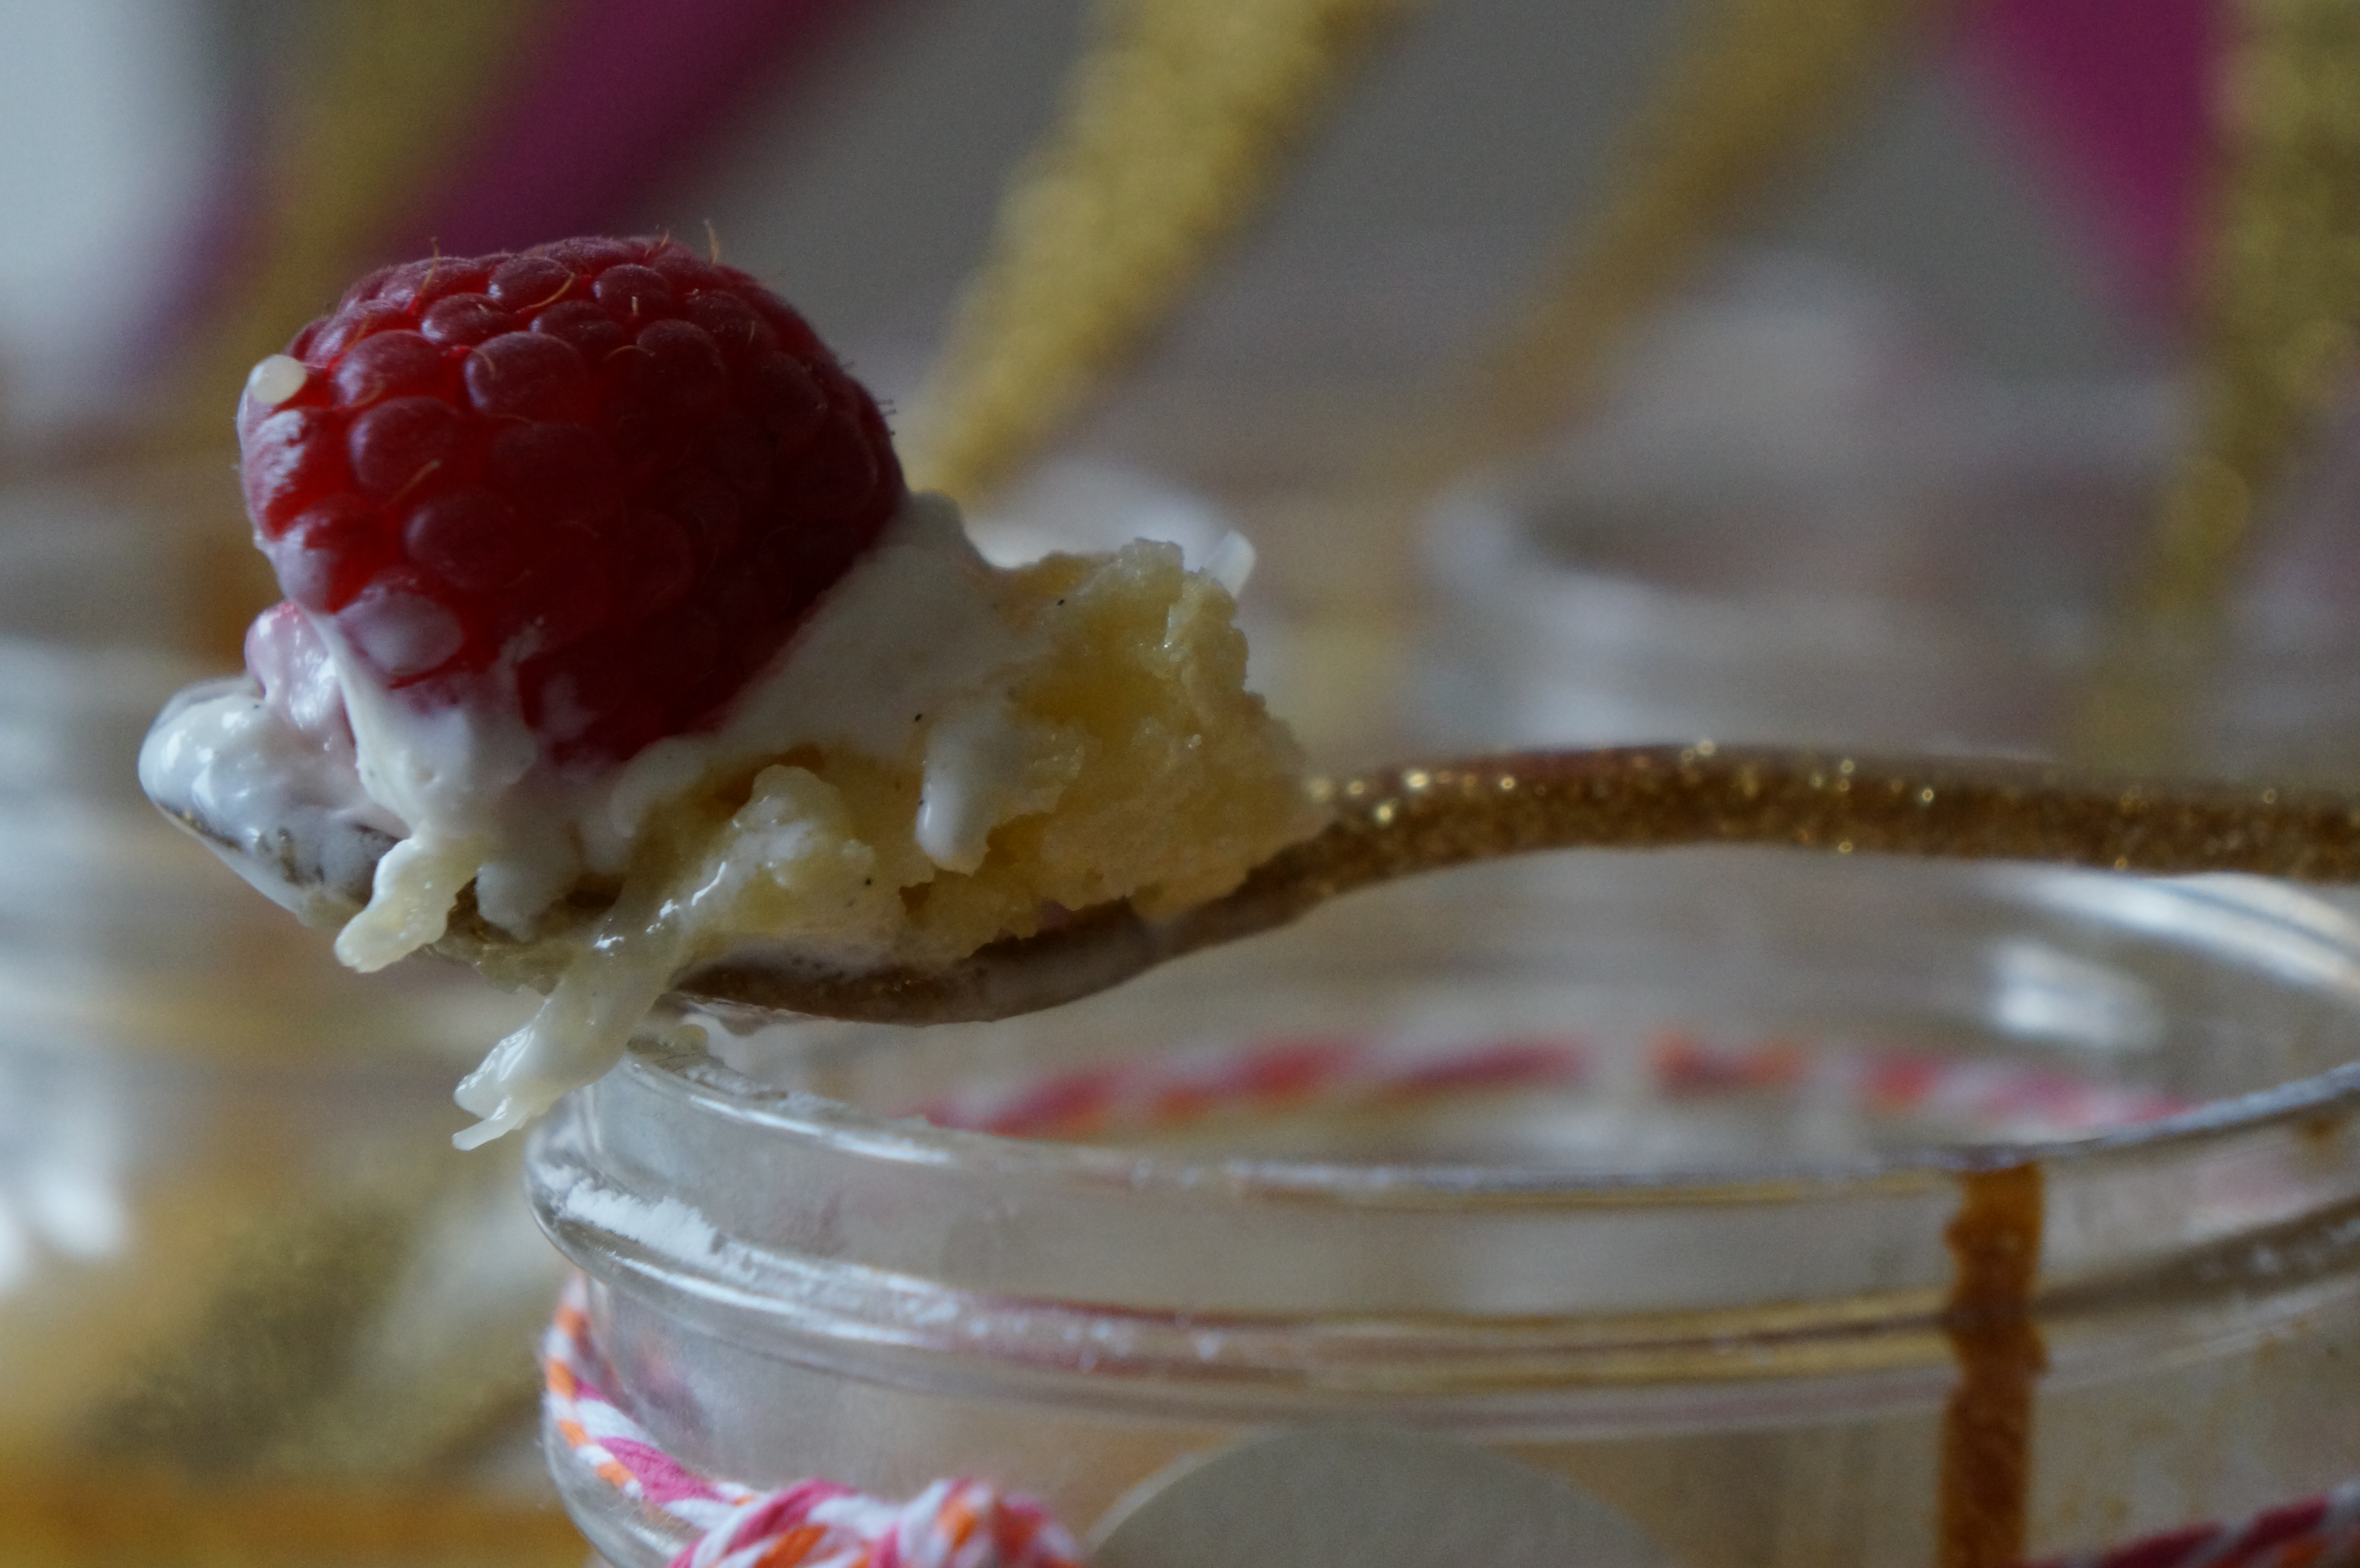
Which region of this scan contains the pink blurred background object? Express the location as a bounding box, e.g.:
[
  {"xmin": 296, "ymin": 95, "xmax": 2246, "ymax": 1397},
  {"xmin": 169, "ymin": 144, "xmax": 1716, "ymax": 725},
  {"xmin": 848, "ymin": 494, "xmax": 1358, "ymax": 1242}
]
[
  {"xmin": 1958, "ymin": 0, "xmax": 2216, "ymax": 321},
  {"xmin": 396, "ymin": 0, "xmax": 870, "ymax": 257}
]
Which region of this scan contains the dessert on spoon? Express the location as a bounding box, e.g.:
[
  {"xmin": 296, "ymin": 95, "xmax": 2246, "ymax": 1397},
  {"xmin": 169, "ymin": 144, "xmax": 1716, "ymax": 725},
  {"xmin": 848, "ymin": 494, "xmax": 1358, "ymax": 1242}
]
[
  {"xmin": 140, "ymin": 237, "xmax": 1320, "ymax": 1145},
  {"xmin": 141, "ymin": 236, "xmax": 2360, "ymax": 1147}
]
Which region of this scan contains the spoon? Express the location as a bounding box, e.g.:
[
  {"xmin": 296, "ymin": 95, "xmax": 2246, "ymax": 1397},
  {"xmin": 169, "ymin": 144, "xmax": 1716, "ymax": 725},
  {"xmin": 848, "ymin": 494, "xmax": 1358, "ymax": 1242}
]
[{"xmin": 154, "ymin": 743, "xmax": 2360, "ymax": 1028}]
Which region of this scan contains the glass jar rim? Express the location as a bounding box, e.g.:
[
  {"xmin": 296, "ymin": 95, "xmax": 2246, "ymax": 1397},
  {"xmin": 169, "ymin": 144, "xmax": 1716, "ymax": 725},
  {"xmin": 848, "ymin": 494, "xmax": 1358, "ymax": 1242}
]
[
  {"xmin": 625, "ymin": 1033, "xmax": 2360, "ymax": 1209},
  {"xmin": 626, "ymin": 867, "xmax": 2360, "ymax": 1209}
]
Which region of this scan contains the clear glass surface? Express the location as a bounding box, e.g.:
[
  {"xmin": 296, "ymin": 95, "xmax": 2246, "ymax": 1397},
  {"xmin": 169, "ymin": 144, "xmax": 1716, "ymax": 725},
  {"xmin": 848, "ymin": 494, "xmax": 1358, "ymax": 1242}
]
[{"xmin": 531, "ymin": 851, "xmax": 2360, "ymax": 1568}]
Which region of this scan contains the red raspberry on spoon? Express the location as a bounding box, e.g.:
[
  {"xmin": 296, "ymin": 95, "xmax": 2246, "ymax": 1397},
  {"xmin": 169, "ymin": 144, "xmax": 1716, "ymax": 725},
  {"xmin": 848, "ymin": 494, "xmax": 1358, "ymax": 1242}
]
[{"xmin": 238, "ymin": 235, "xmax": 905, "ymax": 765}]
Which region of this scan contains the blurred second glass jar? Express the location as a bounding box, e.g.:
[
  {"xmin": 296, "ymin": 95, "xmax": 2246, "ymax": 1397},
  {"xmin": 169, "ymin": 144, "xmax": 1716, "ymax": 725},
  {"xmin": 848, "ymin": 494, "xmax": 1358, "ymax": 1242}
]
[
  {"xmin": 1415, "ymin": 260, "xmax": 2360, "ymax": 780},
  {"xmin": 0, "ymin": 466, "xmax": 566, "ymax": 1531}
]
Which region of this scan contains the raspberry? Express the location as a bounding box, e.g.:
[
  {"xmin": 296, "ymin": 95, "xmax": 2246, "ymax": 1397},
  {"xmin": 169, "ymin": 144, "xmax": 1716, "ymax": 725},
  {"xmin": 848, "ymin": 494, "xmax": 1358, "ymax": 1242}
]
[{"xmin": 238, "ymin": 237, "xmax": 905, "ymax": 765}]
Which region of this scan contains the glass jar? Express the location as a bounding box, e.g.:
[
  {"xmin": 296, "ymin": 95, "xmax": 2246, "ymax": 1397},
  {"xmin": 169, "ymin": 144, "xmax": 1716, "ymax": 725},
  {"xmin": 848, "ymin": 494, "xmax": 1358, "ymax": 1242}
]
[{"xmin": 529, "ymin": 849, "xmax": 2360, "ymax": 1568}]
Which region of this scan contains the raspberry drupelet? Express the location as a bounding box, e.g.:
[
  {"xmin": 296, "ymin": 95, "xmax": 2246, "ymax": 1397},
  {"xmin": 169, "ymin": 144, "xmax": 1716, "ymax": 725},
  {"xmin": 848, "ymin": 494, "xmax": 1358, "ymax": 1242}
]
[{"xmin": 239, "ymin": 235, "xmax": 904, "ymax": 765}]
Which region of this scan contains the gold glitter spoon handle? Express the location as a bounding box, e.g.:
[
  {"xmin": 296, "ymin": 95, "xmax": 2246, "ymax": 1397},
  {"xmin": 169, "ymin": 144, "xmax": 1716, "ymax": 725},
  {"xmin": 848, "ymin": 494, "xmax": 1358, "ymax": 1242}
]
[{"xmin": 677, "ymin": 745, "xmax": 2360, "ymax": 1025}]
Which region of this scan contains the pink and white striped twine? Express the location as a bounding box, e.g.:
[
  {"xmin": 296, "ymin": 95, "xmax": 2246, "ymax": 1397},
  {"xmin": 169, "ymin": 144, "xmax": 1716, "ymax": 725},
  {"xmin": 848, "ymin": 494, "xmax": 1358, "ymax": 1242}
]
[
  {"xmin": 543, "ymin": 1030, "xmax": 2360, "ymax": 1568},
  {"xmin": 544, "ymin": 1275, "xmax": 1082, "ymax": 1568},
  {"xmin": 543, "ymin": 1274, "xmax": 2360, "ymax": 1568}
]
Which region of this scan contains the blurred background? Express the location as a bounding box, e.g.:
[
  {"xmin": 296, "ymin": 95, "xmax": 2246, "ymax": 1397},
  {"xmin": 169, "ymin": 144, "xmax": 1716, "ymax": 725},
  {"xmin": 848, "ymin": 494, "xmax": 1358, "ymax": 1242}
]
[
  {"xmin": 1, "ymin": 0, "xmax": 2347, "ymax": 1563},
  {"xmin": 0, "ymin": 0, "xmax": 2169, "ymax": 448}
]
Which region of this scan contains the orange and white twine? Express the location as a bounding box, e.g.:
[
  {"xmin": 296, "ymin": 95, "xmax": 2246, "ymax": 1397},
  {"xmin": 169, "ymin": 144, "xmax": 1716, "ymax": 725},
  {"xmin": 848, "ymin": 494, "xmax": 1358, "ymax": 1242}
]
[{"xmin": 544, "ymin": 1276, "xmax": 1082, "ymax": 1568}]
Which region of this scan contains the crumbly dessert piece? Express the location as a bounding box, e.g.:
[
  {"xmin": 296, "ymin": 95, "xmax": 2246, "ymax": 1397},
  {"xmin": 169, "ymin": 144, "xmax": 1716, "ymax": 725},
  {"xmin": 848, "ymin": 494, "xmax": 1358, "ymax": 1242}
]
[{"xmin": 616, "ymin": 538, "xmax": 1315, "ymax": 974}]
